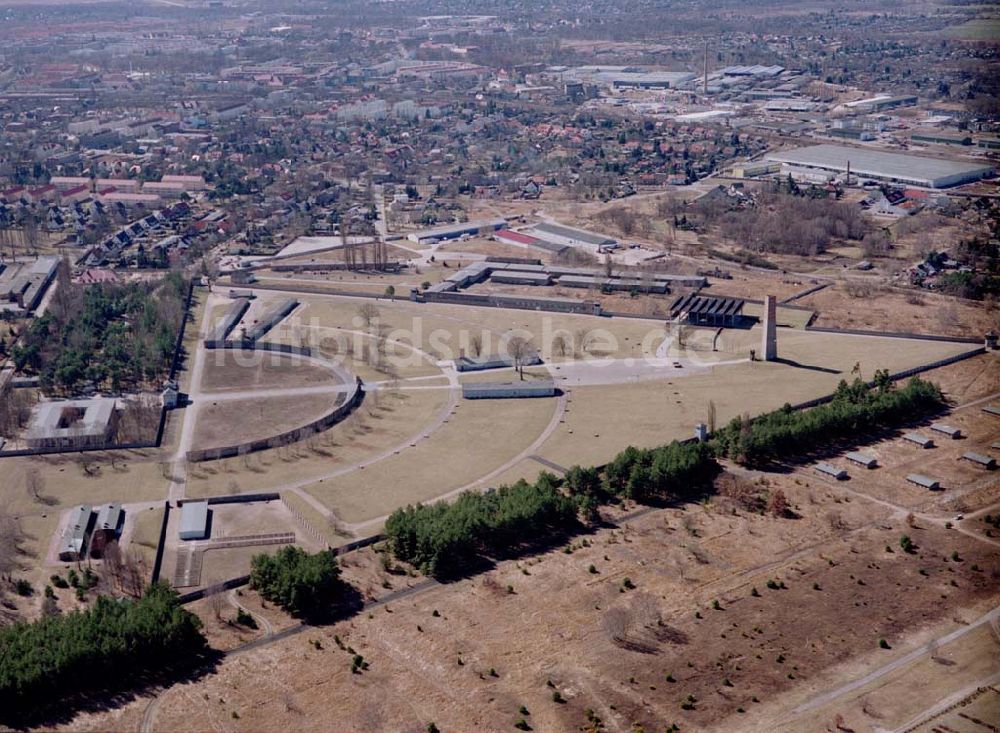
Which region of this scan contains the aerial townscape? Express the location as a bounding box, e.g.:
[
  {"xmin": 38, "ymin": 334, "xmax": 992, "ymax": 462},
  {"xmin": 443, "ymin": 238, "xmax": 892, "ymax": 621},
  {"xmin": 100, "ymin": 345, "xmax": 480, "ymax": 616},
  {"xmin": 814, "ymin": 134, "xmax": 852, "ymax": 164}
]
[{"xmin": 0, "ymin": 0, "xmax": 998, "ymax": 731}]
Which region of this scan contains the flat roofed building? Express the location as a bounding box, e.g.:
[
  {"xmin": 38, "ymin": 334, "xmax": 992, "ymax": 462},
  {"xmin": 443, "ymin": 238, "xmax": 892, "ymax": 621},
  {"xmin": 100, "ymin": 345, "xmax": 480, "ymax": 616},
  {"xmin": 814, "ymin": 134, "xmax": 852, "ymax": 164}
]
[
  {"xmin": 906, "ymin": 474, "xmax": 940, "ymax": 490},
  {"xmin": 59, "ymin": 505, "xmax": 93, "ymax": 561},
  {"xmin": 530, "ymin": 222, "xmax": 617, "ymax": 249},
  {"xmin": 455, "ymin": 352, "xmax": 542, "ymax": 372},
  {"xmin": 26, "ymin": 398, "xmax": 118, "ymax": 450},
  {"xmin": 983, "ymin": 406, "xmax": 1000, "ymax": 416},
  {"xmin": 462, "ymin": 379, "xmax": 556, "ymax": 399},
  {"xmin": 765, "ymin": 144, "xmax": 994, "ymax": 189},
  {"xmin": 845, "ymin": 451, "xmax": 878, "ymax": 469},
  {"xmin": 406, "ymin": 218, "xmax": 506, "ymax": 244},
  {"xmin": 489, "ymin": 272, "xmax": 552, "ymax": 286},
  {"xmin": 179, "ymin": 500, "xmax": 210, "ymax": 540}
]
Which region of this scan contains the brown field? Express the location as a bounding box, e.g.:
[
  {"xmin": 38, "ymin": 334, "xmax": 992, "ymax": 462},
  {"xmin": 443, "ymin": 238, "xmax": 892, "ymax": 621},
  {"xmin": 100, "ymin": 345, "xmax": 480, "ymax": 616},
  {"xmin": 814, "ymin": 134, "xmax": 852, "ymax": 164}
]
[
  {"xmin": 199, "ymin": 349, "xmax": 340, "ymax": 393},
  {"xmin": 191, "ymin": 392, "xmax": 345, "ymax": 450},
  {"xmin": 800, "ymin": 282, "xmax": 996, "ymax": 338},
  {"xmin": 66, "ymin": 442, "xmax": 999, "ymax": 733}
]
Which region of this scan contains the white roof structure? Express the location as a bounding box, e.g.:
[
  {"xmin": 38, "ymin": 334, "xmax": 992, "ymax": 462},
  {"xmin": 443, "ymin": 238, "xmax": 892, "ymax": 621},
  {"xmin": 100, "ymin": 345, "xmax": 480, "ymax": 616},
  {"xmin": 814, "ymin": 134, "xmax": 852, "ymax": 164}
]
[
  {"xmin": 765, "ymin": 144, "xmax": 994, "ymax": 188},
  {"xmin": 179, "ymin": 501, "xmax": 209, "ymax": 540}
]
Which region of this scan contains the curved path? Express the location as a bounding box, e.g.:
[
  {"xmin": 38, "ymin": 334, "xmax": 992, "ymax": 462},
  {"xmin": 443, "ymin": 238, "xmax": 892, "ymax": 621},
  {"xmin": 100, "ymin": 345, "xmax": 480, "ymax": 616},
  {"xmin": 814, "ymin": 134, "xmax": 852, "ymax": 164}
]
[
  {"xmin": 228, "ymin": 589, "xmax": 274, "ymax": 637},
  {"xmin": 343, "ymin": 389, "xmax": 568, "ymax": 536}
]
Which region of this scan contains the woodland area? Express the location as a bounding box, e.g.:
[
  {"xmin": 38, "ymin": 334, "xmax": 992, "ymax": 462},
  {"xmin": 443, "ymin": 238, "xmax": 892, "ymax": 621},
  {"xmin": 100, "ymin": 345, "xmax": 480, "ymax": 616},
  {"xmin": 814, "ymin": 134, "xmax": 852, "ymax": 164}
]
[
  {"xmin": 10, "ymin": 267, "xmax": 188, "ymax": 394},
  {"xmin": 697, "ymin": 189, "xmax": 870, "ymax": 256},
  {"xmin": 0, "ymin": 583, "xmax": 206, "ymax": 722}
]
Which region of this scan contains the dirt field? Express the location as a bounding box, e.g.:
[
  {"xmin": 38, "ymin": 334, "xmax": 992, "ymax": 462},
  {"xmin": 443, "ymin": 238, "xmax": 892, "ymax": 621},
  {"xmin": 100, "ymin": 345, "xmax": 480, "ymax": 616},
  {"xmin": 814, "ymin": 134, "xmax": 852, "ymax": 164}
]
[{"xmin": 199, "ymin": 349, "xmax": 340, "ymax": 393}]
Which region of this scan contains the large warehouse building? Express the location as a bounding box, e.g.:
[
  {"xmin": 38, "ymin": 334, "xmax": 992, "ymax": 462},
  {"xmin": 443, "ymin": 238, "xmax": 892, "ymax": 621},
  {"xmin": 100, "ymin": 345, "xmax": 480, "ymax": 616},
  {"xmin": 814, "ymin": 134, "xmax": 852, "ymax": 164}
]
[{"xmin": 765, "ymin": 144, "xmax": 994, "ymax": 189}]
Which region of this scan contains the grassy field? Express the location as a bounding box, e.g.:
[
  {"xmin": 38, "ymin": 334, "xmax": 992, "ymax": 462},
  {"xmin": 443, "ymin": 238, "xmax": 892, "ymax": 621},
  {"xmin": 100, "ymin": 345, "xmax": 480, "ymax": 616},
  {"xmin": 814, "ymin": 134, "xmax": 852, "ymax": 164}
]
[
  {"xmin": 303, "ymin": 393, "xmax": 559, "ymax": 524},
  {"xmin": 539, "ymin": 331, "xmax": 976, "ymax": 469},
  {"xmin": 183, "ymin": 387, "xmax": 450, "ymax": 498}
]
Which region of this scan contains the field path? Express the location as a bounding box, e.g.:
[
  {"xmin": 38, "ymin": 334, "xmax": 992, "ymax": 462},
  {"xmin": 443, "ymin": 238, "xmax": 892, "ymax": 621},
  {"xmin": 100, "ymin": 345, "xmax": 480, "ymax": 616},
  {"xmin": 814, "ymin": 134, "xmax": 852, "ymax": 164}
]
[{"xmin": 788, "ymin": 604, "xmax": 1000, "ymax": 717}]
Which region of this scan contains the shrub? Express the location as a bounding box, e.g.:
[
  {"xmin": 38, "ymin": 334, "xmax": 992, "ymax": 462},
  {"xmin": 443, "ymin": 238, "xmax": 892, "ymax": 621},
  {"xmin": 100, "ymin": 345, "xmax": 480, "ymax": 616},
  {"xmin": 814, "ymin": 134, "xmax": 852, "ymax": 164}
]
[
  {"xmin": 14, "ymin": 579, "xmax": 33, "ymax": 597},
  {"xmin": 235, "ymin": 608, "xmax": 257, "ymax": 629}
]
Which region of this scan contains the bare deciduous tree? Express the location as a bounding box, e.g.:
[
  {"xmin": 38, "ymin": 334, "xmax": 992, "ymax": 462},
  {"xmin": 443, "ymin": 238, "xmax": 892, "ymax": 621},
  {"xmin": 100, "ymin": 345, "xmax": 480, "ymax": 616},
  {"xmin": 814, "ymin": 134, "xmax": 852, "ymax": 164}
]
[
  {"xmin": 0, "ymin": 504, "xmax": 25, "ymax": 583},
  {"xmin": 505, "ymin": 335, "xmax": 533, "ymax": 381}
]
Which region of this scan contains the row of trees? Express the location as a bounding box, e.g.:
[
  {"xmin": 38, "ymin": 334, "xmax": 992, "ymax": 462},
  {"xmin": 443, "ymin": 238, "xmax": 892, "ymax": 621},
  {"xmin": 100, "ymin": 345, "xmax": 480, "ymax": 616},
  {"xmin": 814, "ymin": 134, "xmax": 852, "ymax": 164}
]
[
  {"xmin": 384, "ymin": 478, "xmax": 581, "ymax": 578},
  {"xmin": 713, "ymin": 376, "xmax": 945, "ymax": 466},
  {"xmin": 386, "ymin": 440, "xmax": 718, "ymax": 578},
  {"xmin": 11, "ymin": 271, "xmax": 188, "ymax": 394},
  {"xmin": 0, "ymin": 583, "xmax": 205, "ymax": 719}
]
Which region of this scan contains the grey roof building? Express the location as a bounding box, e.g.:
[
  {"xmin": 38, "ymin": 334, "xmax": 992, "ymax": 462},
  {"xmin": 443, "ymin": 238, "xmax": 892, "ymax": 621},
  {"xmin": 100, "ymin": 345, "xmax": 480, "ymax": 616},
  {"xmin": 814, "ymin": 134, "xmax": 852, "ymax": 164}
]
[
  {"xmin": 462, "ymin": 379, "xmax": 556, "ymax": 399},
  {"xmin": 406, "ymin": 218, "xmax": 506, "ymax": 244},
  {"xmin": 244, "ymin": 298, "xmax": 298, "ymax": 342},
  {"xmin": 206, "ymin": 297, "xmax": 251, "ymax": 346},
  {"xmin": 815, "ymin": 462, "xmax": 848, "ymax": 480},
  {"xmin": 845, "ymin": 451, "xmax": 878, "ymax": 469},
  {"xmin": 906, "ymin": 474, "xmax": 940, "ymax": 490},
  {"xmin": 456, "ymin": 352, "xmax": 543, "ymax": 372},
  {"xmin": 179, "ymin": 500, "xmax": 210, "ymax": 541},
  {"xmin": 26, "ymin": 398, "xmax": 118, "ymax": 450},
  {"xmin": 530, "ymin": 222, "xmax": 617, "ymax": 249},
  {"xmin": 58, "ymin": 505, "xmax": 93, "ymax": 561},
  {"xmin": 765, "ymin": 144, "xmax": 994, "ymax": 188}
]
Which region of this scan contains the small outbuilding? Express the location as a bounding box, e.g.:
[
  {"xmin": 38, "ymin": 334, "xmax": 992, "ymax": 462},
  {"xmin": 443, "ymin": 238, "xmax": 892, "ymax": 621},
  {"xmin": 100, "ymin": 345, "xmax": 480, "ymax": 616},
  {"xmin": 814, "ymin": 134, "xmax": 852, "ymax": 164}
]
[
  {"xmin": 903, "ymin": 432, "xmax": 935, "ymax": 449},
  {"xmin": 179, "ymin": 500, "xmax": 210, "ymax": 541},
  {"xmin": 906, "ymin": 474, "xmax": 941, "ymax": 490},
  {"xmin": 961, "ymin": 452, "xmax": 996, "ymax": 470},
  {"xmin": 930, "ymin": 423, "xmax": 962, "ymax": 440},
  {"xmin": 815, "ymin": 462, "xmax": 848, "ymax": 480},
  {"xmin": 845, "ymin": 451, "xmax": 878, "ymax": 469}
]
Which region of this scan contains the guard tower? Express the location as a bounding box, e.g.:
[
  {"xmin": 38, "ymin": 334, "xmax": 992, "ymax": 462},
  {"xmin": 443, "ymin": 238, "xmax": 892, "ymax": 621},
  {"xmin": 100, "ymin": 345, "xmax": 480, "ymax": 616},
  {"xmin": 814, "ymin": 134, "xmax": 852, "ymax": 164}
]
[{"xmin": 762, "ymin": 295, "xmax": 777, "ymax": 361}]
